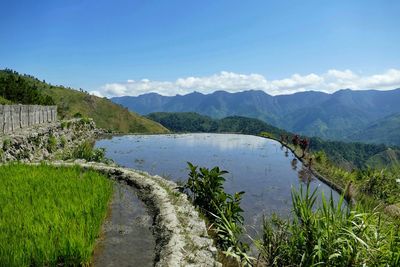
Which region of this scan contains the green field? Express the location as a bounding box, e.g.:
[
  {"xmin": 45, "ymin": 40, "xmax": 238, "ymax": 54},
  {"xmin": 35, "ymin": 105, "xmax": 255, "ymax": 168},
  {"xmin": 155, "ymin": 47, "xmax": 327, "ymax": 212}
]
[{"xmin": 0, "ymin": 164, "xmax": 113, "ymax": 266}]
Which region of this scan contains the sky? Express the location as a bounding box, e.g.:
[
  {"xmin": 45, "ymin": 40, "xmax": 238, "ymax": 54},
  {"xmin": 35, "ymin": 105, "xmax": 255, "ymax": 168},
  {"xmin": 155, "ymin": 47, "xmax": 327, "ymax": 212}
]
[{"xmin": 1, "ymin": 0, "xmax": 400, "ymax": 97}]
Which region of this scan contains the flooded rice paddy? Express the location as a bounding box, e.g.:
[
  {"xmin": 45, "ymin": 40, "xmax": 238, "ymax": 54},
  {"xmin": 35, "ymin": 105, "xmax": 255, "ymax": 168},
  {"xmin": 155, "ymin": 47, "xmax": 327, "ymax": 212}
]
[{"xmin": 96, "ymin": 133, "xmax": 342, "ymax": 230}]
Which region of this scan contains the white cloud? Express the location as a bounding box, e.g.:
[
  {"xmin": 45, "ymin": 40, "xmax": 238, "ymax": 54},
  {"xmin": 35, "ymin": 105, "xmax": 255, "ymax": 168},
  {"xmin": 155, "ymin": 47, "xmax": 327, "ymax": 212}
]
[
  {"xmin": 361, "ymin": 69, "xmax": 400, "ymax": 89},
  {"xmin": 95, "ymin": 69, "xmax": 400, "ymax": 97},
  {"xmin": 90, "ymin": 90, "xmax": 104, "ymax": 97}
]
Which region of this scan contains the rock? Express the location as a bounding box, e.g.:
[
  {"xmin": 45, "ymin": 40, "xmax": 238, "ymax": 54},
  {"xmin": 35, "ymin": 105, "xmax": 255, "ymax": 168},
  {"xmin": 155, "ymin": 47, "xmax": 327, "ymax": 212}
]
[{"xmin": 0, "ymin": 119, "xmax": 97, "ymax": 163}]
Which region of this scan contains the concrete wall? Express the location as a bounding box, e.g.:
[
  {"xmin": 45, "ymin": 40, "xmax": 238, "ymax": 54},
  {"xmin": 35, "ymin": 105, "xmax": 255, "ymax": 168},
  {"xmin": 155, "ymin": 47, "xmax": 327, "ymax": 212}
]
[{"xmin": 0, "ymin": 105, "xmax": 57, "ymax": 134}]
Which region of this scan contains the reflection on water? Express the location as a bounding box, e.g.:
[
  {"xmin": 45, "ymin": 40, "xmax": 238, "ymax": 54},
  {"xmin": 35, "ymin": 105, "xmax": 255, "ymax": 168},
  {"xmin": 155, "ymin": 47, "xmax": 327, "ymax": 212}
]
[{"xmin": 95, "ymin": 133, "xmax": 342, "ymax": 229}]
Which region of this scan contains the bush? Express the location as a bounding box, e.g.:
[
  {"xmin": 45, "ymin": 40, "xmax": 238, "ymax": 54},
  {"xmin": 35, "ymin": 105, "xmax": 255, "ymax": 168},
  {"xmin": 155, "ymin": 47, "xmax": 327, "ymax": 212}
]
[
  {"xmin": 60, "ymin": 121, "xmax": 67, "ymax": 130},
  {"xmin": 2, "ymin": 138, "xmax": 11, "ymax": 151},
  {"xmin": 60, "ymin": 136, "xmax": 67, "ymax": 148},
  {"xmin": 184, "ymin": 162, "xmax": 252, "ymax": 265},
  {"xmin": 68, "ymin": 140, "xmax": 106, "ymax": 162},
  {"xmin": 47, "ymin": 135, "xmax": 57, "ymax": 152},
  {"xmin": 73, "ymin": 112, "xmax": 83, "ymax": 118}
]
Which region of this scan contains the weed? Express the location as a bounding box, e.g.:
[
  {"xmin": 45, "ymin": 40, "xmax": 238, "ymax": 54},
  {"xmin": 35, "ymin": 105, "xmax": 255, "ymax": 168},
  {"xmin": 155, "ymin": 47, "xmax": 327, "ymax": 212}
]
[
  {"xmin": 65, "ymin": 140, "xmax": 107, "ymax": 162},
  {"xmin": 47, "ymin": 135, "xmax": 57, "ymax": 152},
  {"xmin": 60, "ymin": 136, "xmax": 67, "ymax": 148},
  {"xmin": 2, "ymin": 138, "xmax": 11, "ymax": 151}
]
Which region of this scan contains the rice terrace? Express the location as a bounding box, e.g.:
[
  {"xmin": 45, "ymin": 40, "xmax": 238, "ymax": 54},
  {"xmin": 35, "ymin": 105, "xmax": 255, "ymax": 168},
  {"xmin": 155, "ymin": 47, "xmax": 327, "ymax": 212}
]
[{"xmin": 1, "ymin": 1, "xmax": 400, "ymax": 266}]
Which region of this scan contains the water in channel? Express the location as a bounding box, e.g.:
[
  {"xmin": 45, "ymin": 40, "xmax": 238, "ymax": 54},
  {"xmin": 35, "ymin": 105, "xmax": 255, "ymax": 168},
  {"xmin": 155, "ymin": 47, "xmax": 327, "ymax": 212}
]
[{"xmin": 93, "ymin": 182, "xmax": 155, "ymax": 267}]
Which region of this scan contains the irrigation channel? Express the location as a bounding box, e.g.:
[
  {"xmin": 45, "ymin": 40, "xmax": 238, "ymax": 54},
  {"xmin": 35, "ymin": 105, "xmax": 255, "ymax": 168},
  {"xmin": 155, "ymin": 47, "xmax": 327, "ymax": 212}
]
[
  {"xmin": 95, "ymin": 133, "xmax": 343, "ymax": 236},
  {"xmin": 93, "ymin": 182, "xmax": 155, "ymax": 266}
]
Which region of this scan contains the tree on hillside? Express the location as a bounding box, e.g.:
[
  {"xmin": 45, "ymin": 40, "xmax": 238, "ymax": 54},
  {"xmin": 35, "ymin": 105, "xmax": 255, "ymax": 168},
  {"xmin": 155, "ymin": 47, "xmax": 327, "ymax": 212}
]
[
  {"xmin": 0, "ymin": 70, "xmax": 54, "ymax": 105},
  {"xmin": 280, "ymin": 134, "xmax": 289, "ymax": 145},
  {"xmin": 292, "ymin": 135, "xmax": 300, "ymax": 147},
  {"xmin": 299, "ymin": 138, "xmax": 310, "ymax": 158}
]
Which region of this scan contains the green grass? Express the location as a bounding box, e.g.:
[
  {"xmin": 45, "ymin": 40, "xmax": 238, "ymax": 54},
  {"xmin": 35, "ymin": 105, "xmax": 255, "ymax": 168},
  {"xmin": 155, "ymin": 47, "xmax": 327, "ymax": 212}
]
[
  {"xmin": 41, "ymin": 86, "xmax": 169, "ymax": 134},
  {"xmin": 255, "ymin": 184, "xmax": 400, "ymax": 266},
  {"xmin": 0, "ymin": 164, "xmax": 113, "ymax": 266}
]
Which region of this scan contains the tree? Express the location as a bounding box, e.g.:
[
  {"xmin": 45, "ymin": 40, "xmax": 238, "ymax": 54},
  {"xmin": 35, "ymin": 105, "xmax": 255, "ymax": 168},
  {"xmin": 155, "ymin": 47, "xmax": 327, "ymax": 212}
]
[
  {"xmin": 299, "ymin": 138, "xmax": 309, "ymax": 158},
  {"xmin": 292, "ymin": 135, "xmax": 300, "ymax": 147}
]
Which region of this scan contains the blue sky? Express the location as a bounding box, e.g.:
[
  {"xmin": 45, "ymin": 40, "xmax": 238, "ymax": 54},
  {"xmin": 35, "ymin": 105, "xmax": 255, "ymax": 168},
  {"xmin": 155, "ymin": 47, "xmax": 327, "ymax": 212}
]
[{"xmin": 1, "ymin": 0, "xmax": 400, "ymax": 96}]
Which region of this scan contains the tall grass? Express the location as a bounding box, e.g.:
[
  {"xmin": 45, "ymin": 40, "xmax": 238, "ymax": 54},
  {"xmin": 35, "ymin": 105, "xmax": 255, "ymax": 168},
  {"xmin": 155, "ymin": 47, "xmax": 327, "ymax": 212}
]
[
  {"xmin": 255, "ymin": 184, "xmax": 400, "ymax": 266},
  {"xmin": 0, "ymin": 164, "xmax": 113, "ymax": 266},
  {"xmin": 63, "ymin": 140, "xmax": 107, "ymax": 163}
]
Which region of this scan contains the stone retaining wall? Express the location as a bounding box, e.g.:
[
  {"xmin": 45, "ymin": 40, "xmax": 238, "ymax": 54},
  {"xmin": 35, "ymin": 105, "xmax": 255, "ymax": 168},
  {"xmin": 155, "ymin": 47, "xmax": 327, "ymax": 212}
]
[
  {"xmin": 0, "ymin": 105, "xmax": 57, "ymax": 134},
  {"xmin": 0, "ymin": 119, "xmax": 96, "ymax": 162}
]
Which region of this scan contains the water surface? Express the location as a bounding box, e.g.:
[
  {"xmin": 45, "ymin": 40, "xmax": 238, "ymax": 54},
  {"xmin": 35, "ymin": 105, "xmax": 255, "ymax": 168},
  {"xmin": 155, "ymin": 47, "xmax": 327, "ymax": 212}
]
[
  {"xmin": 95, "ymin": 133, "xmax": 341, "ymax": 229},
  {"xmin": 93, "ymin": 182, "xmax": 155, "ymax": 267}
]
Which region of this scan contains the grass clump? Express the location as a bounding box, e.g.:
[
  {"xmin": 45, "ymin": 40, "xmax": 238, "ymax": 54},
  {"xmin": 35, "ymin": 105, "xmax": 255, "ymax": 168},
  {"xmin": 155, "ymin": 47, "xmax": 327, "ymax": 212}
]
[
  {"xmin": 0, "ymin": 164, "xmax": 113, "ymax": 266},
  {"xmin": 255, "ymin": 184, "xmax": 400, "ymax": 266},
  {"xmin": 2, "ymin": 138, "xmax": 11, "ymax": 151},
  {"xmin": 47, "ymin": 135, "xmax": 57, "ymax": 152},
  {"xmin": 69, "ymin": 140, "xmax": 106, "ymax": 162}
]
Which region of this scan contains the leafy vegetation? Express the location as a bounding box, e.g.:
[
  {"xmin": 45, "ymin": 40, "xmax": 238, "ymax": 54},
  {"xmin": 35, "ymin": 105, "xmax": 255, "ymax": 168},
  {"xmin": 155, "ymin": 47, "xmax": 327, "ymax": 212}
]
[
  {"xmin": 47, "ymin": 135, "xmax": 57, "ymax": 153},
  {"xmin": 0, "ymin": 164, "xmax": 113, "ymax": 266},
  {"xmin": 255, "ymin": 184, "xmax": 400, "ymax": 266},
  {"xmin": 285, "ymin": 140, "xmax": 400, "ymax": 207},
  {"xmin": 63, "ymin": 140, "xmax": 108, "ymax": 163},
  {"xmin": 184, "ymin": 163, "xmax": 400, "ymax": 266},
  {"xmin": 184, "ymin": 162, "xmax": 252, "ymax": 265},
  {"xmin": 0, "ymin": 69, "xmax": 168, "ymax": 134},
  {"xmin": 0, "ymin": 69, "xmax": 54, "ymax": 105}
]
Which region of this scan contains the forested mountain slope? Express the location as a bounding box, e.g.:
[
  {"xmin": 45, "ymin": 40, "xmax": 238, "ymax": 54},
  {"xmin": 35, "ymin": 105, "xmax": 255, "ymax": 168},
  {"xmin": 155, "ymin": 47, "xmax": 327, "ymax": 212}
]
[{"xmin": 114, "ymin": 89, "xmax": 400, "ymax": 143}]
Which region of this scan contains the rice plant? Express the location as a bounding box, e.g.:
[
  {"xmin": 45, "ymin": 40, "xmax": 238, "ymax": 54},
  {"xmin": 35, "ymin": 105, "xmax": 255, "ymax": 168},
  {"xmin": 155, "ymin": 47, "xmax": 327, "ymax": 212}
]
[{"xmin": 0, "ymin": 164, "xmax": 113, "ymax": 266}]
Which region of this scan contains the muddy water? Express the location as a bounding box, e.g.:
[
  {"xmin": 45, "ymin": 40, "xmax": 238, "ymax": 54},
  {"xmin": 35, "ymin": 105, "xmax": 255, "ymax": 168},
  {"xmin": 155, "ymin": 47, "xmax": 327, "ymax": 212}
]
[{"xmin": 93, "ymin": 182, "xmax": 155, "ymax": 267}]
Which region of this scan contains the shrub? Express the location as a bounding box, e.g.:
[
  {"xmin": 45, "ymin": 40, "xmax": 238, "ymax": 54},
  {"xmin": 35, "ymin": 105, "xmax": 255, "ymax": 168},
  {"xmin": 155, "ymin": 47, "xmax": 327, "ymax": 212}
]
[
  {"xmin": 60, "ymin": 121, "xmax": 67, "ymax": 130},
  {"xmin": 2, "ymin": 138, "xmax": 11, "ymax": 151},
  {"xmin": 47, "ymin": 135, "xmax": 57, "ymax": 152},
  {"xmin": 68, "ymin": 140, "xmax": 106, "ymax": 162},
  {"xmin": 73, "ymin": 112, "xmax": 83, "ymax": 118},
  {"xmin": 184, "ymin": 162, "xmax": 252, "ymax": 265},
  {"xmin": 60, "ymin": 136, "xmax": 67, "ymax": 148}
]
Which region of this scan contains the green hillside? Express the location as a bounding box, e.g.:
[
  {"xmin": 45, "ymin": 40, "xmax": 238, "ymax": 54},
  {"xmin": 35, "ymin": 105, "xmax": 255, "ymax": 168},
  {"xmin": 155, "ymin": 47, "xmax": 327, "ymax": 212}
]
[
  {"xmin": 0, "ymin": 69, "xmax": 168, "ymax": 134},
  {"xmin": 348, "ymin": 113, "xmax": 400, "ymax": 146},
  {"xmin": 147, "ymin": 112, "xmax": 288, "ymax": 136}
]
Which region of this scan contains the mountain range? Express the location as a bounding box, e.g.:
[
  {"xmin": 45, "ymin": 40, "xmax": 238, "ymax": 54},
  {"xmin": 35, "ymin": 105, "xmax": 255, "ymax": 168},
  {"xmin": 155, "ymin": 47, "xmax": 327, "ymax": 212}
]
[{"xmin": 112, "ymin": 89, "xmax": 400, "ymax": 145}]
